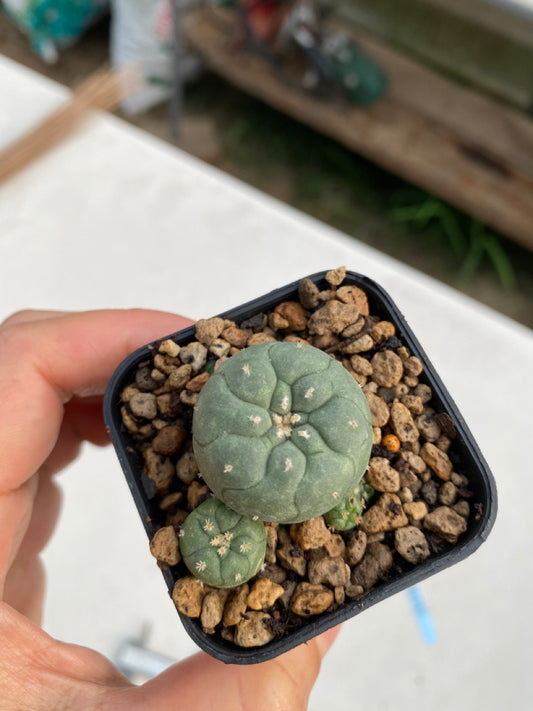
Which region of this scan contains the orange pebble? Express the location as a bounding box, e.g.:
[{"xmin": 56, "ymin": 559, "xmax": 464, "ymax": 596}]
[{"xmin": 382, "ymin": 434, "xmax": 401, "ymax": 452}]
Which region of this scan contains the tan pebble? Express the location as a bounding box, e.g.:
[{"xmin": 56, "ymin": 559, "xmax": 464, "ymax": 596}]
[
  {"xmin": 298, "ymin": 277, "xmax": 320, "ymax": 309},
  {"xmin": 283, "ymin": 334, "xmax": 310, "ymax": 345},
  {"xmin": 399, "ymin": 468, "xmax": 421, "ymax": 495},
  {"xmin": 403, "ymin": 376, "xmax": 419, "ymax": 388},
  {"xmin": 246, "ymin": 578, "xmax": 284, "ymax": 611},
  {"xmin": 453, "ymin": 500, "xmax": 470, "ymax": 519},
  {"xmin": 335, "ymin": 585, "xmax": 346, "ymax": 605},
  {"xmin": 439, "ymin": 481, "xmax": 458, "ymax": 506},
  {"xmin": 201, "ymin": 590, "xmax": 228, "ymax": 634},
  {"xmin": 158, "ymin": 338, "xmax": 181, "ymax": 358},
  {"xmin": 390, "ymin": 400, "xmax": 419, "ymax": 443},
  {"xmin": 258, "ymin": 564, "xmax": 287, "ymax": 585},
  {"xmin": 234, "ymin": 612, "xmax": 276, "ymax": 648},
  {"xmin": 274, "ymin": 301, "xmax": 308, "ymax": 331},
  {"xmin": 420, "ymin": 442, "xmax": 452, "ymax": 481},
  {"xmin": 416, "ymin": 412, "xmax": 441, "ymax": 442},
  {"xmin": 424, "ymin": 506, "xmax": 467, "ymax": 543},
  {"xmin": 326, "ymin": 266, "xmax": 347, "ymax": 286},
  {"xmin": 120, "ymin": 384, "xmax": 139, "ymax": 403},
  {"xmin": 159, "ymin": 492, "xmax": 183, "ymax": 511},
  {"xmin": 400, "ymin": 395, "xmax": 425, "ymax": 415},
  {"xmin": 404, "ymin": 355, "xmax": 423, "ymax": 377},
  {"xmin": 223, "ymin": 584, "xmax": 250, "ymax": 626},
  {"xmin": 323, "ymin": 533, "xmax": 346, "ymax": 558},
  {"xmin": 290, "ymin": 517, "xmax": 332, "ymax": 550},
  {"xmin": 318, "ymin": 289, "xmax": 337, "ymax": 302},
  {"xmin": 129, "ymin": 392, "xmax": 157, "ymax": 419},
  {"xmin": 153, "ymin": 425, "xmax": 187, "ymax": 456},
  {"xmin": 149, "ymin": 526, "xmax": 181, "ymax": 566},
  {"xmin": 172, "ymin": 577, "xmax": 205, "ymax": 618},
  {"xmin": 186, "ymin": 371, "xmax": 210, "ymax": 393},
  {"xmin": 400, "ymin": 450, "xmax": 427, "ymax": 474},
  {"xmin": 364, "ymin": 391, "xmax": 390, "ymax": 427},
  {"xmin": 350, "ymin": 354, "xmax": 373, "ymax": 376},
  {"xmin": 341, "ymin": 316, "xmax": 365, "ymax": 338},
  {"xmin": 372, "ymin": 427, "xmax": 382, "ymax": 444},
  {"xmin": 403, "ymin": 501, "xmax": 428, "ymax": 521},
  {"xmin": 397, "ymin": 346, "xmax": 410, "ymax": 360},
  {"xmin": 394, "ymin": 526, "xmax": 430, "ymax": 564},
  {"xmin": 121, "ymin": 405, "xmax": 140, "ymax": 434},
  {"xmin": 370, "ymin": 321, "xmax": 396, "ymax": 344},
  {"xmin": 341, "ymin": 334, "xmax": 374, "ymax": 354},
  {"xmin": 361, "ymin": 493, "xmax": 408, "ymax": 533},
  {"xmin": 367, "ymin": 457, "xmax": 400, "ymax": 492},
  {"xmin": 371, "ymin": 351, "xmax": 404, "ymax": 388},
  {"xmin": 180, "ymin": 390, "xmax": 198, "ymax": 406},
  {"xmin": 168, "ymin": 364, "xmax": 193, "ymax": 389},
  {"xmin": 308, "ymin": 300, "xmax": 360, "ymax": 336},
  {"xmin": 345, "ymin": 582, "xmax": 364, "ymax": 599},
  {"xmin": 351, "ymin": 542, "xmax": 393, "ymax": 590},
  {"xmin": 154, "ymin": 353, "xmax": 180, "ymax": 375},
  {"xmin": 436, "ymin": 435, "xmax": 452, "ymax": 452},
  {"xmin": 176, "ymin": 451, "xmax": 199, "ymax": 484},
  {"xmin": 336, "ymin": 285, "xmax": 369, "ymax": 314},
  {"xmin": 344, "ymin": 529, "xmax": 367, "ymax": 566},
  {"xmin": 265, "ymin": 525, "xmax": 278, "ymax": 564},
  {"xmin": 187, "ymin": 481, "xmax": 210, "ymax": 510},
  {"xmin": 195, "ymin": 317, "xmax": 225, "ymax": 347},
  {"xmin": 143, "ymin": 449, "xmax": 175, "ymax": 492},
  {"xmin": 277, "ymin": 545, "xmax": 307, "ymax": 576},
  {"xmin": 414, "ymin": 383, "xmax": 433, "ymax": 403},
  {"xmin": 209, "ymin": 338, "xmax": 231, "ymax": 358},
  {"xmin": 180, "ymin": 341, "xmax": 208, "ymax": 373},
  {"xmin": 248, "ymin": 332, "xmax": 277, "ymax": 346},
  {"xmin": 221, "ymin": 325, "xmax": 249, "ymax": 348},
  {"xmin": 398, "ymin": 486, "xmax": 414, "ymax": 503},
  {"xmin": 308, "ymin": 555, "xmax": 350, "ymax": 587},
  {"xmin": 269, "ymin": 312, "xmax": 290, "ymax": 331},
  {"xmin": 312, "ymin": 333, "xmax": 340, "ymax": 350},
  {"xmin": 290, "ymin": 583, "xmax": 334, "ymax": 617}
]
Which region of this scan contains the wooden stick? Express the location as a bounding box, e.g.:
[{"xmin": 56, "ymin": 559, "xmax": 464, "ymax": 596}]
[{"xmin": 0, "ymin": 65, "xmax": 139, "ymax": 183}]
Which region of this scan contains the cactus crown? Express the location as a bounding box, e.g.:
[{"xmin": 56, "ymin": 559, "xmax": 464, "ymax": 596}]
[
  {"xmin": 179, "ymin": 496, "xmax": 267, "ymax": 588},
  {"xmin": 192, "ymin": 341, "xmax": 373, "ymax": 523}
]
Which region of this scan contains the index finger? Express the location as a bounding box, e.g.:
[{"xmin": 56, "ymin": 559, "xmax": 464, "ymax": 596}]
[{"xmin": 0, "ymin": 308, "xmax": 193, "ymax": 493}]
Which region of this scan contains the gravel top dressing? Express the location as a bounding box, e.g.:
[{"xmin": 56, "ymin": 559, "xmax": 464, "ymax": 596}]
[{"xmin": 105, "ymin": 268, "xmax": 496, "ymax": 663}]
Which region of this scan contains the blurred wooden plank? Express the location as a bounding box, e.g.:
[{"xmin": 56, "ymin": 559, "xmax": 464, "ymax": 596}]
[
  {"xmin": 335, "ymin": 0, "xmax": 533, "ymax": 110},
  {"xmin": 185, "ymin": 9, "xmax": 533, "ymax": 251}
]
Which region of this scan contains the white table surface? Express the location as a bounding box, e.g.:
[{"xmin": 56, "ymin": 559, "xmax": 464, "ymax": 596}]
[{"xmin": 1, "ymin": 54, "xmax": 532, "ymax": 710}]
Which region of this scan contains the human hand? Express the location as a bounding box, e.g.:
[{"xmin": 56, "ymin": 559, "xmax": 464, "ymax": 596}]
[{"xmin": 0, "ymin": 309, "xmax": 339, "ymax": 711}]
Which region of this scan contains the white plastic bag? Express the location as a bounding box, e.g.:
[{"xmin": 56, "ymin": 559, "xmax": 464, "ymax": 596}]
[{"xmin": 110, "ymin": 0, "xmax": 174, "ymax": 114}]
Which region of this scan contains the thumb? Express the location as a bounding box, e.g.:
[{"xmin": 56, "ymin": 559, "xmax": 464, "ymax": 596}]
[{"xmin": 112, "ymin": 626, "xmax": 340, "ymax": 711}]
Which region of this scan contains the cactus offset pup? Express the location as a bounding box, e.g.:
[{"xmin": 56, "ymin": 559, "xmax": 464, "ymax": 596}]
[
  {"xmin": 179, "ymin": 497, "xmax": 267, "ymax": 588},
  {"xmin": 192, "ymin": 341, "xmax": 373, "ymax": 524}
]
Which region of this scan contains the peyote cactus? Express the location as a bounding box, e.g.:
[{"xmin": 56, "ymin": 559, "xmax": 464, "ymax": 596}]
[
  {"xmin": 179, "ymin": 496, "xmax": 267, "ymax": 588},
  {"xmin": 324, "ymin": 477, "xmax": 375, "ymax": 531},
  {"xmin": 192, "ymin": 341, "xmax": 373, "ymax": 523}
]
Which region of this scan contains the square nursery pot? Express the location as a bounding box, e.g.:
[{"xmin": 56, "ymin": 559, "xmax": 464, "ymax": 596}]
[{"xmin": 103, "ymin": 270, "xmax": 497, "ymax": 664}]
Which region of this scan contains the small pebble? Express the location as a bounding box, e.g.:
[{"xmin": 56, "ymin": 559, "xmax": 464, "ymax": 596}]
[{"xmin": 290, "ymin": 583, "xmax": 334, "ymax": 617}]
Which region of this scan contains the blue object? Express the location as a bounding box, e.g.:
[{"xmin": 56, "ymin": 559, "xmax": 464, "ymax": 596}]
[{"xmin": 407, "ymin": 585, "xmax": 438, "ymax": 646}]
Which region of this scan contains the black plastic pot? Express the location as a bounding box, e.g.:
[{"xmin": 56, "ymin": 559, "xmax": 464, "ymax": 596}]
[{"xmin": 103, "ymin": 271, "xmax": 497, "ymax": 665}]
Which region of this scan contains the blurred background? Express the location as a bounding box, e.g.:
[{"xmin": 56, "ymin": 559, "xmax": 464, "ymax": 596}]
[
  {"xmin": 1, "ymin": 2, "xmax": 532, "ymax": 709},
  {"xmin": 1, "ymin": 0, "xmax": 532, "ymax": 327}
]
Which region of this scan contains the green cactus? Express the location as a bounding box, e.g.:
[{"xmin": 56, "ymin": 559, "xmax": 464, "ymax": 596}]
[
  {"xmin": 179, "ymin": 496, "xmax": 267, "ymax": 588},
  {"xmin": 324, "ymin": 477, "xmax": 375, "ymax": 531},
  {"xmin": 192, "ymin": 341, "xmax": 373, "ymax": 523}
]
